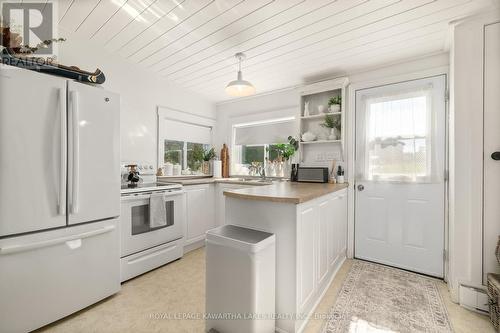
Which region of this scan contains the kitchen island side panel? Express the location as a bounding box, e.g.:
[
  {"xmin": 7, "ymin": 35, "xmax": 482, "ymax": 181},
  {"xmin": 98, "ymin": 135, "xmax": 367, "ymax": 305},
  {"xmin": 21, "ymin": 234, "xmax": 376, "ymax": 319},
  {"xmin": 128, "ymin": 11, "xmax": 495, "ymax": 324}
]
[{"xmin": 225, "ymin": 197, "xmax": 298, "ymax": 333}]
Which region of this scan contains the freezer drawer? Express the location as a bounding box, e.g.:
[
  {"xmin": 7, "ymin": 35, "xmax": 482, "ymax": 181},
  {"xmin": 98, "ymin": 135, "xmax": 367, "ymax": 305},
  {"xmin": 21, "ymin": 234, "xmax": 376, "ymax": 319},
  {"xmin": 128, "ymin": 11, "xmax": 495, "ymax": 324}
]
[{"xmin": 0, "ymin": 219, "xmax": 120, "ymax": 333}]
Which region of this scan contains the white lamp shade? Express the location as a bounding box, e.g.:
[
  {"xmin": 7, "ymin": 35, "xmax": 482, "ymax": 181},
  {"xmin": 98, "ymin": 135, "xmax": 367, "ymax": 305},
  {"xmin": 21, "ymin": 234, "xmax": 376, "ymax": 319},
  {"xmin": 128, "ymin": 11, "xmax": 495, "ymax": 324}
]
[{"xmin": 225, "ymin": 70, "xmax": 256, "ymax": 97}]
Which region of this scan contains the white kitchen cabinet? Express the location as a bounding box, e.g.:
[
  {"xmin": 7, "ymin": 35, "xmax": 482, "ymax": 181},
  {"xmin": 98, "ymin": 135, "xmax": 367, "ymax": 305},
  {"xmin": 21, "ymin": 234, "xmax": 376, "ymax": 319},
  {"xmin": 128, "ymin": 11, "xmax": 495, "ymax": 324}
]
[
  {"xmin": 297, "ymin": 189, "xmax": 348, "ymax": 323},
  {"xmin": 184, "ymin": 184, "xmax": 215, "ymax": 252},
  {"xmin": 338, "ymin": 191, "xmax": 348, "ymax": 255},
  {"xmin": 215, "ymin": 183, "xmax": 254, "ymax": 226},
  {"xmin": 298, "ymin": 206, "xmax": 317, "ymax": 311},
  {"xmin": 225, "ymin": 187, "xmax": 348, "ymax": 332},
  {"xmin": 317, "ymin": 198, "xmax": 331, "ymax": 292}
]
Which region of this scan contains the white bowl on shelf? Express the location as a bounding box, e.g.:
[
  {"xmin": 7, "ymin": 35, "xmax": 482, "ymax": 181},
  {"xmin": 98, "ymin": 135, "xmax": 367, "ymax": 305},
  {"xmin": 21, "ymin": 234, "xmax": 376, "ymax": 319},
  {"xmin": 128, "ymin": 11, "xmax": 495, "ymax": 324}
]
[{"xmin": 301, "ymin": 131, "xmax": 317, "ymax": 142}]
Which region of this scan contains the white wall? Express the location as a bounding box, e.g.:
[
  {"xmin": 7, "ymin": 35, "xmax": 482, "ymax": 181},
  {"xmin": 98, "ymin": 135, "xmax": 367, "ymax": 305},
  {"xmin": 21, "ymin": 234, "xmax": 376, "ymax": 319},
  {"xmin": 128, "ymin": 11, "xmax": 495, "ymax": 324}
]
[
  {"xmin": 215, "ymin": 88, "xmax": 299, "ymax": 149},
  {"xmin": 215, "ymin": 53, "xmax": 449, "ymax": 172},
  {"xmin": 57, "ymin": 35, "xmax": 216, "ymax": 166},
  {"xmin": 448, "ymin": 10, "xmax": 500, "ymax": 302}
]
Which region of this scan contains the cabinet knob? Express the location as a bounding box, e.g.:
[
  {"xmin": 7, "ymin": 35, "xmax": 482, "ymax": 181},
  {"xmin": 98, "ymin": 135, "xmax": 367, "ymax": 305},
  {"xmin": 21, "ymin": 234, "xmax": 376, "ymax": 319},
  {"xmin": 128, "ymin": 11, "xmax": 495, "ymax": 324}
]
[
  {"xmin": 357, "ymin": 184, "xmax": 364, "ymax": 191},
  {"xmin": 491, "ymin": 152, "xmax": 500, "ymax": 161}
]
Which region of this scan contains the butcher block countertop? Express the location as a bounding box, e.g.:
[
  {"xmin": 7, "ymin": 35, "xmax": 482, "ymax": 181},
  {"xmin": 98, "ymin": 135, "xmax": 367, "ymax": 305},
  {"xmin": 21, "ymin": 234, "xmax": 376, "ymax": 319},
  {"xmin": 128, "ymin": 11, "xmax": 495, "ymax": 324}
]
[{"xmin": 223, "ymin": 182, "xmax": 348, "ymax": 204}]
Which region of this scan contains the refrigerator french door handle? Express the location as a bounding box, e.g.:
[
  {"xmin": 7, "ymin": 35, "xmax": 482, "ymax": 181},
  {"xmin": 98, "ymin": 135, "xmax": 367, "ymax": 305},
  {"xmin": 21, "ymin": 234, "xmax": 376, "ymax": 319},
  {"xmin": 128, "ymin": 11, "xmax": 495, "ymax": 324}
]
[
  {"xmin": 0, "ymin": 225, "xmax": 115, "ymax": 255},
  {"xmin": 70, "ymin": 90, "xmax": 80, "ymax": 214},
  {"xmin": 59, "ymin": 88, "xmax": 67, "ymax": 215}
]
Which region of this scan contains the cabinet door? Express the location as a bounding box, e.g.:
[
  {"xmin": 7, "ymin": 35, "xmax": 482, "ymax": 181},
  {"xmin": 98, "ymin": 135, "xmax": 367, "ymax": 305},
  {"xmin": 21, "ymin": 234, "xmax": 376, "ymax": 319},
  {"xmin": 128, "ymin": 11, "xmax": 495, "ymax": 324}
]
[
  {"xmin": 483, "ymin": 22, "xmax": 500, "ymax": 282},
  {"xmin": 298, "ymin": 205, "xmax": 318, "ymax": 311},
  {"xmin": 215, "ymin": 184, "xmax": 251, "ymax": 226},
  {"xmin": 328, "ymin": 196, "xmax": 340, "ymax": 267},
  {"xmin": 338, "ymin": 191, "xmax": 348, "ymax": 254},
  {"xmin": 185, "ymin": 185, "xmax": 214, "ymax": 244},
  {"xmin": 317, "ymin": 199, "xmax": 330, "ymax": 288}
]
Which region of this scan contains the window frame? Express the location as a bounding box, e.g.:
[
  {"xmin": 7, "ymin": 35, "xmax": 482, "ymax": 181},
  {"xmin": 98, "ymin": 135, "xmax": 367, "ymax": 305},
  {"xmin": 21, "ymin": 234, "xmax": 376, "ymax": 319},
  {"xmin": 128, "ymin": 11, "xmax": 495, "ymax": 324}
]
[
  {"xmin": 157, "ymin": 106, "xmax": 215, "ymax": 170},
  {"xmin": 164, "ymin": 140, "xmax": 209, "ymax": 171}
]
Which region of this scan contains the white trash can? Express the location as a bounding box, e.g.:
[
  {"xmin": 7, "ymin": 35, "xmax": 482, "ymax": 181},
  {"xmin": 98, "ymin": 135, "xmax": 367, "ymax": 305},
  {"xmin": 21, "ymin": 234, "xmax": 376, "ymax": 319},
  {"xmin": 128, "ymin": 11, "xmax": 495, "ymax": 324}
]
[{"xmin": 205, "ymin": 224, "xmax": 276, "ymax": 333}]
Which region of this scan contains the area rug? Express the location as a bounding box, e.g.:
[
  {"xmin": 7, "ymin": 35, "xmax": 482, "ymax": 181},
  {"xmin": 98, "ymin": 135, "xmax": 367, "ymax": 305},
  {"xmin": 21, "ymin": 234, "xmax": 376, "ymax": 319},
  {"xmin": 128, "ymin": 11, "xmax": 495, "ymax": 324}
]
[{"xmin": 322, "ymin": 260, "xmax": 453, "ymax": 333}]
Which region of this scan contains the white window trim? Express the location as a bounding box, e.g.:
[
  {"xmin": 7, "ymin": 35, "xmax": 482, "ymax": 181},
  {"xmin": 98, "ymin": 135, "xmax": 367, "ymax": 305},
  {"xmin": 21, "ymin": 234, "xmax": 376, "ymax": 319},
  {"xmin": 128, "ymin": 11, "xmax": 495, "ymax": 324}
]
[{"xmin": 157, "ymin": 106, "xmax": 215, "ymax": 169}]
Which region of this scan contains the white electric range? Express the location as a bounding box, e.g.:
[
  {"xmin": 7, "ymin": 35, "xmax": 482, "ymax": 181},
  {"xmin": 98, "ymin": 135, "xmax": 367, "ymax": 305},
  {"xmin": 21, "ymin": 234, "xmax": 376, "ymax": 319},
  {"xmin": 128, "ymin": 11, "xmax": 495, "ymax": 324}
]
[{"xmin": 119, "ymin": 162, "xmax": 185, "ymax": 282}]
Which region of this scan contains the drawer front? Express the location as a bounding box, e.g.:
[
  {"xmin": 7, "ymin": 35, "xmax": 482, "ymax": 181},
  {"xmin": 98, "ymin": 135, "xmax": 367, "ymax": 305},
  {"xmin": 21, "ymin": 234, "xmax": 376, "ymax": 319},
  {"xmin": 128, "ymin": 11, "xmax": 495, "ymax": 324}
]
[
  {"xmin": 120, "ymin": 240, "xmax": 183, "ymax": 282},
  {"xmin": 0, "ymin": 220, "xmax": 120, "ymax": 333}
]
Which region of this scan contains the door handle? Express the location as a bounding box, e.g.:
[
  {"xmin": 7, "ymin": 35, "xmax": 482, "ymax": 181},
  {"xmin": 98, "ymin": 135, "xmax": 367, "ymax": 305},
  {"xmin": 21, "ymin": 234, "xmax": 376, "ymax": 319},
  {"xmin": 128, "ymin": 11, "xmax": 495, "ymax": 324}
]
[
  {"xmin": 70, "ymin": 91, "xmax": 80, "ymax": 214},
  {"xmin": 357, "ymin": 184, "xmax": 364, "ymax": 191},
  {"xmin": 0, "ymin": 225, "xmax": 115, "ymax": 255},
  {"xmin": 58, "ymin": 88, "xmax": 67, "ymax": 215},
  {"xmin": 491, "ymin": 152, "xmax": 500, "ymax": 161}
]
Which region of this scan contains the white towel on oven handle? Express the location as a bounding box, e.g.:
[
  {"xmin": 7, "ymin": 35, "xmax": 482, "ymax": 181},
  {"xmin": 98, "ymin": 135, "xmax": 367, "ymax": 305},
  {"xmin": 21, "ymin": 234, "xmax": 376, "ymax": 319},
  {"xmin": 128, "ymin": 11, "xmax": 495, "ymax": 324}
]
[{"xmin": 149, "ymin": 192, "xmax": 167, "ymax": 228}]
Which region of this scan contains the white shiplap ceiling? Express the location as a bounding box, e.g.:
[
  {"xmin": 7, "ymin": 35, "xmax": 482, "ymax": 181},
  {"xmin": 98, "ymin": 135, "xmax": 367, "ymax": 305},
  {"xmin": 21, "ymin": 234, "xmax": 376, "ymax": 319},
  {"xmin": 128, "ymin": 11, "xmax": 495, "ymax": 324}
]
[{"xmin": 55, "ymin": 0, "xmax": 497, "ymax": 101}]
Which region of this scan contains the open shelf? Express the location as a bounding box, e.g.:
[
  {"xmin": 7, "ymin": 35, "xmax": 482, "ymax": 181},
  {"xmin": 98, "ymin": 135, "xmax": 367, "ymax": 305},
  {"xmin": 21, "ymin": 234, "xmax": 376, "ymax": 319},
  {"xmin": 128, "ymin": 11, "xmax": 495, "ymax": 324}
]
[
  {"xmin": 300, "ymin": 140, "xmax": 342, "ymax": 145},
  {"xmin": 300, "ymin": 112, "xmax": 341, "ymax": 120}
]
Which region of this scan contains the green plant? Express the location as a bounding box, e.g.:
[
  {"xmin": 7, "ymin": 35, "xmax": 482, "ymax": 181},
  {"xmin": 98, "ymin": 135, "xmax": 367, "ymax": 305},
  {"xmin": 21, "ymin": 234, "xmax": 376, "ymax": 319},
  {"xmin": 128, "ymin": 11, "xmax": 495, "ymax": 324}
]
[
  {"xmin": 203, "ymin": 147, "xmax": 216, "ymax": 161},
  {"xmin": 328, "ymin": 96, "xmax": 342, "ymax": 106},
  {"xmin": 287, "ymin": 136, "xmax": 299, "ymax": 151},
  {"xmin": 268, "ymin": 136, "xmax": 298, "ymax": 161},
  {"xmin": 321, "ymin": 114, "xmax": 341, "ymax": 130},
  {"xmin": 190, "ymin": 145, "xmax": 205, "ymax": 163}
]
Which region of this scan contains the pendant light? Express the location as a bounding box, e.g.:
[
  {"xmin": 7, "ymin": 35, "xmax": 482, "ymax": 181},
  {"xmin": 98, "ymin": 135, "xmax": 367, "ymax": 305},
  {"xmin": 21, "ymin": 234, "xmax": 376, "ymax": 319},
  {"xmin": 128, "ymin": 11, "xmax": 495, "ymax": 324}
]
[{"xmin": 225, "ymin": 52, "xmax": 256, "ymax": 97}]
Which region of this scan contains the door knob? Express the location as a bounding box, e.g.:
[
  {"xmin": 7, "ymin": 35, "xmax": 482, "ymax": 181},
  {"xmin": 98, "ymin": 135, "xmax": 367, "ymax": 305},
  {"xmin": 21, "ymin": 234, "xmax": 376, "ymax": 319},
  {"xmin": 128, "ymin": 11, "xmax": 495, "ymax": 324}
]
[
  {"xmin": 492, "ymin": 152, "xmax": 500, "ymax": 161},
  {"xmin": 357, "ymin": 184, "xmax": 364, "ymax": 191}
]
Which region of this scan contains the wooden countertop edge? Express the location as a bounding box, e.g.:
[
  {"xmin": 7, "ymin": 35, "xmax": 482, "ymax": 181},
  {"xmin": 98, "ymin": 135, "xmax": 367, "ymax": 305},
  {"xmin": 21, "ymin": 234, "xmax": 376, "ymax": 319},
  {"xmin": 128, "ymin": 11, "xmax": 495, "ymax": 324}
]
[
  {"xmin": 223, "ymin": 183, "xmax": 349, "ymax": 204},
  {"xmin": 223, "ymin": 190, "xmax": 301, "ymax": 204}
]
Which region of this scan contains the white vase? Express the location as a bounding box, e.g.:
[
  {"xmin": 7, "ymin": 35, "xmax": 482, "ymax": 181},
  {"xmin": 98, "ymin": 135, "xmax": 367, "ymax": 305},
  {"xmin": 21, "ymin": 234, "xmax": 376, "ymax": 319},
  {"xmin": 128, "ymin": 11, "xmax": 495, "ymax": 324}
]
[
  {"xmin": 304, "ymin": 102, "xmax": 310, "ymax": 116},
  {"xmin": 318, "ymin": 105, "xmax": 325, "ymax": 114},
  {"xmin": 328, "ymin": 128, "xmax": 340, "ymax": 140}
]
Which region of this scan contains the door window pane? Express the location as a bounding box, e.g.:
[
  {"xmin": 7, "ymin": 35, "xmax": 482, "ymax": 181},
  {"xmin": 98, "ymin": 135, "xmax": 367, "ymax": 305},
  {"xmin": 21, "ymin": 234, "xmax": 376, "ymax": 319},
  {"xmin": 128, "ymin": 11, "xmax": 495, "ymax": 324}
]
[{"xmin": 367, "ymin": 95, "xmax": 429, "ymax": 181}]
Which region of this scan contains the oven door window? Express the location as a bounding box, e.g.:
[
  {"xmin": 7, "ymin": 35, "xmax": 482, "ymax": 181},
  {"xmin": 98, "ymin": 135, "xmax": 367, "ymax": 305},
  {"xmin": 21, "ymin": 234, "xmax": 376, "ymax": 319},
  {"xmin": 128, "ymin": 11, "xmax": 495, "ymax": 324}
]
[{"xmin": 131, "ymin": 200, "xmax": 174, "ymax": 235}]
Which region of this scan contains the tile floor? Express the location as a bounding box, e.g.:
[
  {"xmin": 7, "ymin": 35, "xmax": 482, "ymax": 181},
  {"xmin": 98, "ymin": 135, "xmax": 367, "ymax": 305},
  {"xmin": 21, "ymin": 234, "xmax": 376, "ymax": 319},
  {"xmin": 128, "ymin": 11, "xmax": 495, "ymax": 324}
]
[{"xmin": 37, "ymin": 248, "xmax": 494, "ymax": 333}]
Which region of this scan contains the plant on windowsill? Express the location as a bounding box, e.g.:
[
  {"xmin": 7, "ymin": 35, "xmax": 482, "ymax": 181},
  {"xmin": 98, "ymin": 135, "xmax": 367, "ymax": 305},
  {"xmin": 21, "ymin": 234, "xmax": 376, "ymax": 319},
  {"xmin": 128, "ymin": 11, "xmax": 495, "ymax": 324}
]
[
  {"xmin": 321, "ymin": 114, "xmax": 341, "ymax": 141},
  {"xmin": 202, "ymin": 147, "xmax": 217, "ymax": 175},
  {"xmin": 268, "ymin": 136, "xmax": 298, "ymax": 162},
  {"xmin": 266, "ymin": 137, "xmax": 299, "ymax": 178},
  {"xmin": 328, "ymin": 95, "xmax": 341, "ymax": 113}
]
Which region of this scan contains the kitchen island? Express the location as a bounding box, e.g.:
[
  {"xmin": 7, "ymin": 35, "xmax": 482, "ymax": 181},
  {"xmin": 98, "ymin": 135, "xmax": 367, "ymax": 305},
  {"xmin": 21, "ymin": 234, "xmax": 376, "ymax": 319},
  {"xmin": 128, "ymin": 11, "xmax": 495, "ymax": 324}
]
[{"xmin": 223, "ymin": 182, "xmax": 348, "ymax": 333}]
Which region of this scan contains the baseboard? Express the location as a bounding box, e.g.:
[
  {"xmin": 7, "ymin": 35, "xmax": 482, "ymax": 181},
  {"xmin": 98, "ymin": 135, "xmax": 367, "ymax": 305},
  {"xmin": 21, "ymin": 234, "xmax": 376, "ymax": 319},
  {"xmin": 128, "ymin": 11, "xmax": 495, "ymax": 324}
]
[{"xmin": 184, "ymin": 238, "xmax": 205, "ymax": 254}]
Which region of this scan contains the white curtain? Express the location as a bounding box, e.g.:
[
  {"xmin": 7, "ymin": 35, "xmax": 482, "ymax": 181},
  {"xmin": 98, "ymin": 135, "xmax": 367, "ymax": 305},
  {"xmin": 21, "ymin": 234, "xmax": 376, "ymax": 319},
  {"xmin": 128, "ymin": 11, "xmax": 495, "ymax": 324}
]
[
  {"xmin": 164, "ymin": 119, "xmax": 212, "ymax": 144},
  {"xmin": 234, "ymin": 119, "xmax": 296, "ymax": 145},
  {"xmin": 357, "ymin": 84, "xmax": 441, "ymax": 183}
]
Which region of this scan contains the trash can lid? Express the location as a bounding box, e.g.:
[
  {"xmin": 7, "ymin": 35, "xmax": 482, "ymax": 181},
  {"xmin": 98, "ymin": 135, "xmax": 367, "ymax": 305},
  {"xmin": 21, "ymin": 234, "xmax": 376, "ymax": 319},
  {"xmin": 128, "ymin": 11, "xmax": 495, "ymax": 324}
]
[{"xmin": 206, "ymin": 225, "xmax": 275, "ymax": 253}]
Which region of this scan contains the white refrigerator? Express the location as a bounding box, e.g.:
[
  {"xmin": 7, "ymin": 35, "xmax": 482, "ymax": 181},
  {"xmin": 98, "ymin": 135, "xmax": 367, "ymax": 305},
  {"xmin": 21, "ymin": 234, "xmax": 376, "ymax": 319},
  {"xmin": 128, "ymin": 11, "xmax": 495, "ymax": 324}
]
[{"xmin": 0, "ymin": 65, "xmax": 121, "ymax": 332}]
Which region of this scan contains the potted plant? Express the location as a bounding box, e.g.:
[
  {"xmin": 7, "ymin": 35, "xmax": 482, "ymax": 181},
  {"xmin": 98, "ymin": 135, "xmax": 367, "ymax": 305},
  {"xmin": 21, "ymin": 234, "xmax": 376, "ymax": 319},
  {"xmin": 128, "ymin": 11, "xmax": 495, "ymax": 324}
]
[
  {"xmin": 321, "ymin": 114, "xmax": 341, "ymax": 140},
  {"xmin": 267, "ymin": 137, "xmax": 298, "ymax": 177},
  {"xmin": 202, "ymin": 147, "xmax": 216, "ymax": 175},
  {"xmin": 328, "ymin": 95, "xmax": 341, "ymax": 113}
]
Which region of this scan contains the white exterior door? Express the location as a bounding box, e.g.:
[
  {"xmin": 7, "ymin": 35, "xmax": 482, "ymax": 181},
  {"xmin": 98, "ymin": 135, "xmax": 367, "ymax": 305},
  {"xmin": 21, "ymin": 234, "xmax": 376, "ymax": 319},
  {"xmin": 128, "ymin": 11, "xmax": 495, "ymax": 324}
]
[
  {"xmin": 67, "ymin": 81, "xmax": 120, "ymax": 225},
  {"xmin": 0, "ymin": 67, "xmax": 67, "ymax": 236},
  {"xmin": 483, "ymin": 22, "xmax": 500, "ymax": 283},
  {"xmin": 355, "ymin": 76, "xmax": 446, "ymax": 277}
]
